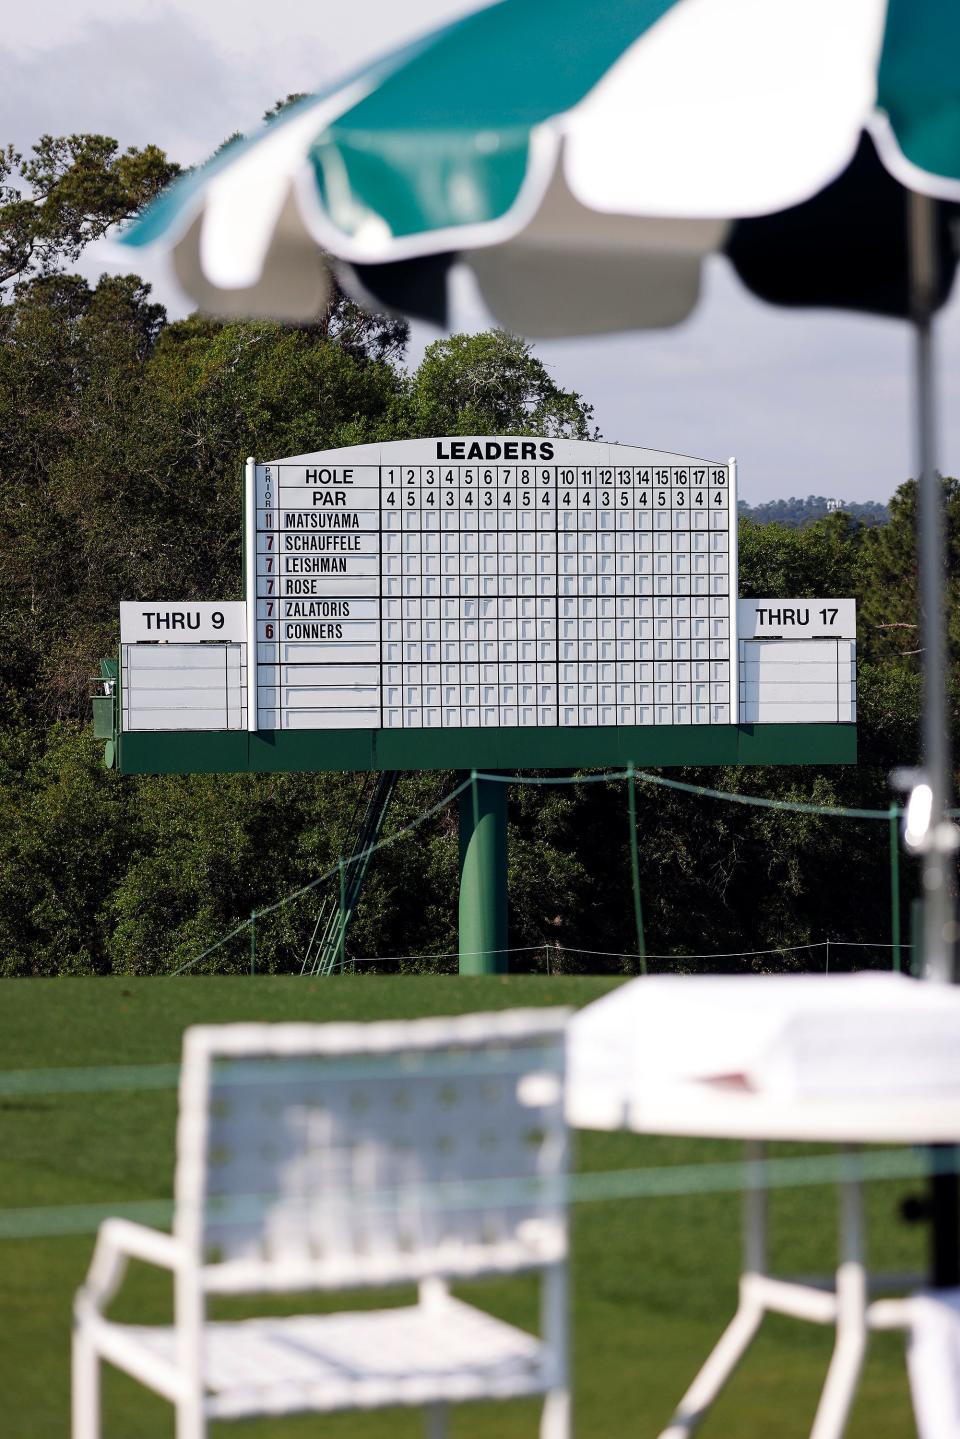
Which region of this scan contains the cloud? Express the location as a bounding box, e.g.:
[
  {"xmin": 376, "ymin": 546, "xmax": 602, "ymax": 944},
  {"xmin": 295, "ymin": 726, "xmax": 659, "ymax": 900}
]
[
  {"xmin": 535, "ymin": 259, "xmax": 960, "ymax": 505},
  {"xmin": 0, "ymin": 0, "xmax": 477, "ymax": 163},
  {"xmin": 0, "ymin": 8, "xmax": 334, "ymax": 166}
]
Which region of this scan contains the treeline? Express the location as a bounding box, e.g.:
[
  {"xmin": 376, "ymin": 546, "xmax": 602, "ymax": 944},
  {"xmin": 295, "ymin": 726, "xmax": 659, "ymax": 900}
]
[
  {"xmin": 1, "ymin": 131, "xmax": 958, "ymax": 977},
  {"xmin": 738, "ymin": 495, "xmax": 890, "ymax": 527}
]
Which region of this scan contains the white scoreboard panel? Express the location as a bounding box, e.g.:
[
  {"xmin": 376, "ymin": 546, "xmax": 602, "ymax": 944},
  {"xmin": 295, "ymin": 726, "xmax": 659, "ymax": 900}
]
[
  {"xmin": 737, "ymin": 598, "xmax": 856, "ymax": 724},
  {"xmin": 247, "ymin": 439, "xmax": 738, "ymax": 733}
]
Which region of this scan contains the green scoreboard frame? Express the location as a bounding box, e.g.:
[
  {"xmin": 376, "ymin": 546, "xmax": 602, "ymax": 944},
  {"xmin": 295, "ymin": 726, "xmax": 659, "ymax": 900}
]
[{"xmin": 113, "ymin": 722, "xmax": 855, "ymax": 775}]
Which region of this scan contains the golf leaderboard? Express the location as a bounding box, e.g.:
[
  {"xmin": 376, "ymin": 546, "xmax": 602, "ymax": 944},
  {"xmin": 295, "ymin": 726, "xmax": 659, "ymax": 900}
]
[
  {"xmin": 251, "ymin": 438, "xmax": 737, "ymax": 733},
  {"xmin": 101, "ymin": 436, "xmax": 856, "ymax": 773}
]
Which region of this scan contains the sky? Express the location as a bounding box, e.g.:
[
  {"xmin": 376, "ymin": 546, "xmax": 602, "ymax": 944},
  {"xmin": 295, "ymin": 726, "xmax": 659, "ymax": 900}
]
[{"xmin": 3, "ymin": 0, "xmax": 958, "ymax": 506}]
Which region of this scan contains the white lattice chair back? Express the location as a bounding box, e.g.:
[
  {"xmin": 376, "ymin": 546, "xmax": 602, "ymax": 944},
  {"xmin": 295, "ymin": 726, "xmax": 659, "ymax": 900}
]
[{"xmin": 175, "ymin": 1011, "xmax": 569, "ymax": 1295}]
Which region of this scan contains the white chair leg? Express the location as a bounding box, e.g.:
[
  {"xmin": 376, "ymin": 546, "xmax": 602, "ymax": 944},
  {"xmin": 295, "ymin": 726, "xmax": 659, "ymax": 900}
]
[
  {"xmin": 809, "ymin": 1312, "xmax": 867, "ymax": 1439},
  {"xmin": 540, "ymin": 1386, "xmax": 571, "ymax": 1439},
  {"xmin": 659, "ymin": 1142, "xmax": 769, "ymax": 1439},
  {"xmin": 809, "ymin": 1261, "xmax": 868, "ymax": 1439},
  {"xmin": 175, "ymin": 1400, "xmax": 206, "ymax": 1439},
  {"xmin": 809, "ymin": 1164, "xmax": 869, "ymax": 1439},
  {"xmin": 71, "ymin": 1325, "xmax": 100, "ymax": 1439},
  {"xmin": 658, "ymin": 1297, "xmax": 764, "ymax": 1439},
  {"xmin": 425, "ymin": 1402, "xmax": 447, "ymax": 1439}
]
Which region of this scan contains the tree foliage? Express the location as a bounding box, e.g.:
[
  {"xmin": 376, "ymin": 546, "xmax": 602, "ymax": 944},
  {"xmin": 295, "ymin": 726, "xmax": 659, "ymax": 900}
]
[
  {"xmin": 0, "ymin": 135, "xmax": 179, "ymax": 290},
  {"xmin": 737, "ymin": 511, "xmax": 862, "ymax": 601},
  {"xmin": 263, "ymin": 95, "xmax": 309, "ymax": 123},
  {"xmin": 402, "ymin": 330, "xmax": 596, "ymax": 439},
  {"xmin": 738, "ymin": 495, "xmax": 889, "ymax": 527}
]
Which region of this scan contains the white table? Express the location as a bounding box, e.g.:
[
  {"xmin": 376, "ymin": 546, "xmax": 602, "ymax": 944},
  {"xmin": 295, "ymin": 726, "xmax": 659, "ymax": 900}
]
[{"xmin": 567, "ymin": 976, "xmax": 960, "ymax": 1439}]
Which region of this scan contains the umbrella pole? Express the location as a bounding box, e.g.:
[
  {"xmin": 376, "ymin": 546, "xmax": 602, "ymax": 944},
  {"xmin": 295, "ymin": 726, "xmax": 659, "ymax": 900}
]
[
  {"xmin": 909, "ymin": 191, "xmax": 955, "ymax": 985},
  {"xmin": 909, "ymin": 189, "xmax": 959, "ymax": 1288}
]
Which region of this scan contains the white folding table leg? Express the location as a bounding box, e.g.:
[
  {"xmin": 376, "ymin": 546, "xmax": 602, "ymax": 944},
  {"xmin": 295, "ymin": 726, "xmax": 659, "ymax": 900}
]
[
  {"xmin": 425, "ymin": 1403, "xmax": 448, "ymax": 1439},
  {"xmin": 540, "ymin": 1387, "xmax": 571, "ymax": 1439},
  {"xmin": 658, "ymin": 1142, "xmax": 768, "ymax": 1439},
  {"xmin": 540, "ymin": 1260, "xmax": 571, "ymax": 1439},
  {"xmin": 72, "ymin": 1325, "xmax": 100, "ymax": 1439},
  {"xmin": 176, "ymin": 1402, "xmax": 206, "ymax": 1439},
  {"xmin": 810, "ymin": 1155, "xmax": 868, "ymax": 1439}
]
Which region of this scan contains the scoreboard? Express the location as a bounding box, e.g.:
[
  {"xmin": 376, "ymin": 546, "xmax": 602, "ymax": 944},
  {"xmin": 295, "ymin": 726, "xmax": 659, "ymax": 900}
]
[
  {"xmin": 248, "ymin": 438, "xmax": 738, "ymax": 733},
  {"xmin": 109, "ymin": 434, "xmax": 857, "ymax": 773}
]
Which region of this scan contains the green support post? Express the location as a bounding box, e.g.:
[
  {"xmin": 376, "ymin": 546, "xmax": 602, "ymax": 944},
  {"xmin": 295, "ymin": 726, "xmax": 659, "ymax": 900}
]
[
  {"xmin": 889, "ymin": 802, "xmax": 902, "ymax": 973},
  {"xmin": 249, "ymin": 911, "xmax": 257, "ymax": 976},
  {"xmin": 338, "ymin": 860, "xmax": 347, "ymax": 975},
  {"xmin": 458, "ymin": 770, "xmax": 508, "ymax": 974}
]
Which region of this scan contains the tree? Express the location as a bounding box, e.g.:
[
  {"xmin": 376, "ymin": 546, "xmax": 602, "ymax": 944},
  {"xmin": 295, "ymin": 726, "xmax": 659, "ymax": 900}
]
[
  {"xmin": 856, "ymin": 476, "xmax": 960, "ymax": 669},
  {"xmin": 304, "ymin": 290, "xmax": 409, "ymax": 366},
  {"xmin": 0, "ymin": 134, "xmax": 179, "ymax": 291},
  {"xmin": 738, "ymin": 495, "xmax": 889, "ymax": 528},
  {"xmin": 400, "ymin": 330, "xmax": 596, "ymax": 438},
  {"xmin": 263, "ymin": 95, "xmax": 309, "ymax": 123},
  {"xmin": 0, "ymin": 723, "xmax": 139, "ymax": 975},
  {"xmin": 0, "ymin": 272, "xmax": 415, "ymax": 723},
  {"xmin": 737, "ymin": 510, "xmax": 862, "ymax": 600},
  {"xmin": 0, "ymin": 272, "xmax": 168, "ymax": 717}
]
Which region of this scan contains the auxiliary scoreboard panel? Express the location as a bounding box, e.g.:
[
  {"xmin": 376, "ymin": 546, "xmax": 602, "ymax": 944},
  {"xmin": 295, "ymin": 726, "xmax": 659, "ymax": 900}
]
[{"xmin": 248, "ymin": 437, "xmax": 738, "ymax": 732}]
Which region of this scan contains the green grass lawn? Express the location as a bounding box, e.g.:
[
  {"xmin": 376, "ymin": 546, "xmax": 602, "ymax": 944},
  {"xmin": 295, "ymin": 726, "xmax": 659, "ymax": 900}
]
[{"xmin": 0, "ymin": 977, "xmax": 922, "ymax": 1438}]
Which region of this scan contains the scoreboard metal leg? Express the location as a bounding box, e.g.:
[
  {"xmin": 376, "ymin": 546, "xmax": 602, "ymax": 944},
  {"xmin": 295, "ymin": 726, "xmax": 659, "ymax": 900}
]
[{"xmin": 458, "ymin": 773, "xmax": 508, "ymax": 975}]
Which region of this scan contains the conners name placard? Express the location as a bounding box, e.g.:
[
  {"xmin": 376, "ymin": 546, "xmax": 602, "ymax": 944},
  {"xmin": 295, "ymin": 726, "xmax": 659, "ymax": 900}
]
[{"xmin": 249, "ymin": 438, "xmax": 738, "ymax": 732}]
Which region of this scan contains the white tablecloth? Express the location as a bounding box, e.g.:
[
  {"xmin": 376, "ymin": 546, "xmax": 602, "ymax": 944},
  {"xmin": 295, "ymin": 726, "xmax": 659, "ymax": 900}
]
[{"xmin": 566, "ymin": 972, "xmax": 960, "ymax": 1142}]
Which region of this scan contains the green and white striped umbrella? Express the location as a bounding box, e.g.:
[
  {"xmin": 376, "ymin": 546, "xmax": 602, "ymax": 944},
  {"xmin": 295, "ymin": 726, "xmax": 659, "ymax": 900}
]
[{"xmin": 119, "ymin": 0, "xmax": 960, "ymax": 334}]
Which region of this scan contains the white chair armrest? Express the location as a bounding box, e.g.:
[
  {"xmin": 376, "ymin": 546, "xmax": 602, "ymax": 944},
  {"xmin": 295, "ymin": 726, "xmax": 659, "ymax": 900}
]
[{"xmin": 76, "ymin": 1218, "xmax": 187, "ymax": 1317}]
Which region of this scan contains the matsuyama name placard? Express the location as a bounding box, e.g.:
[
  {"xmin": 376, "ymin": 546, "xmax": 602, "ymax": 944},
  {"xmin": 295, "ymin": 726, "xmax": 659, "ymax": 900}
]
[{"xmin": 247, "ymin": 438, "xmax": 738, "ymax": 733}]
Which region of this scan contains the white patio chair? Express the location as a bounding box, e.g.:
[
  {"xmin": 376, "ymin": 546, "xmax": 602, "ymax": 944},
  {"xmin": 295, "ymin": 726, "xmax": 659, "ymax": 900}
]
[{"xmin": 72, "ymin": 1009, "xmax": 571, "ymax": 1439}]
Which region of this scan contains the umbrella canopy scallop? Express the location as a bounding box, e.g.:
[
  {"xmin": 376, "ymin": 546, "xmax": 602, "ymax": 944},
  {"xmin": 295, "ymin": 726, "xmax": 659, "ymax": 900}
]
[{"xmin": 119, "ymin": 0, "xmax": 960, "ymax": 334}]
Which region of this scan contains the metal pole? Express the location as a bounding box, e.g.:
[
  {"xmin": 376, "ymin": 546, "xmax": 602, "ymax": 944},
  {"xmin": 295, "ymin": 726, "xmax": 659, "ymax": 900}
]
[
  {"xmin": 458, "ymin": 769, "xmax": 508, "ymax": 974},
  {"xmin": 889, "ymin": 803, "xmax": 902, "ymax": 973},
  {"xmin": 626, "ymin": 763, "xmax": 648, "ymax": 975},
  {"xmin": 909, "ymin": 189, "xmax": 959, "ymax": 1289},
  {"xmin": 909, "ymin": 191, "xmax": 955, "ymax": 983},
  {"xmin": 932, "ymin": 1150, "xmax": 960, "ymax": 1288},
  {"xmin": 249, "ymin": 911, "xmax": 256, "ymax": 976},
  {"xmin": 727, "ymin": 457, "xmax": 740, "ymax": 724},
  {"xmin": 911, "ymin": 897, "xmax": 924, "ymax": 978}
]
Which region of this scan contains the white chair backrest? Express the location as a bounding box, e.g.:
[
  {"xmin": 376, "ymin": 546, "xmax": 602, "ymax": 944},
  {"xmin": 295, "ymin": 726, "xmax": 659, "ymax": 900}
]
[{"xmin": 174, "ymin": 1010, "xmax": 569, "ymax": 1293}]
